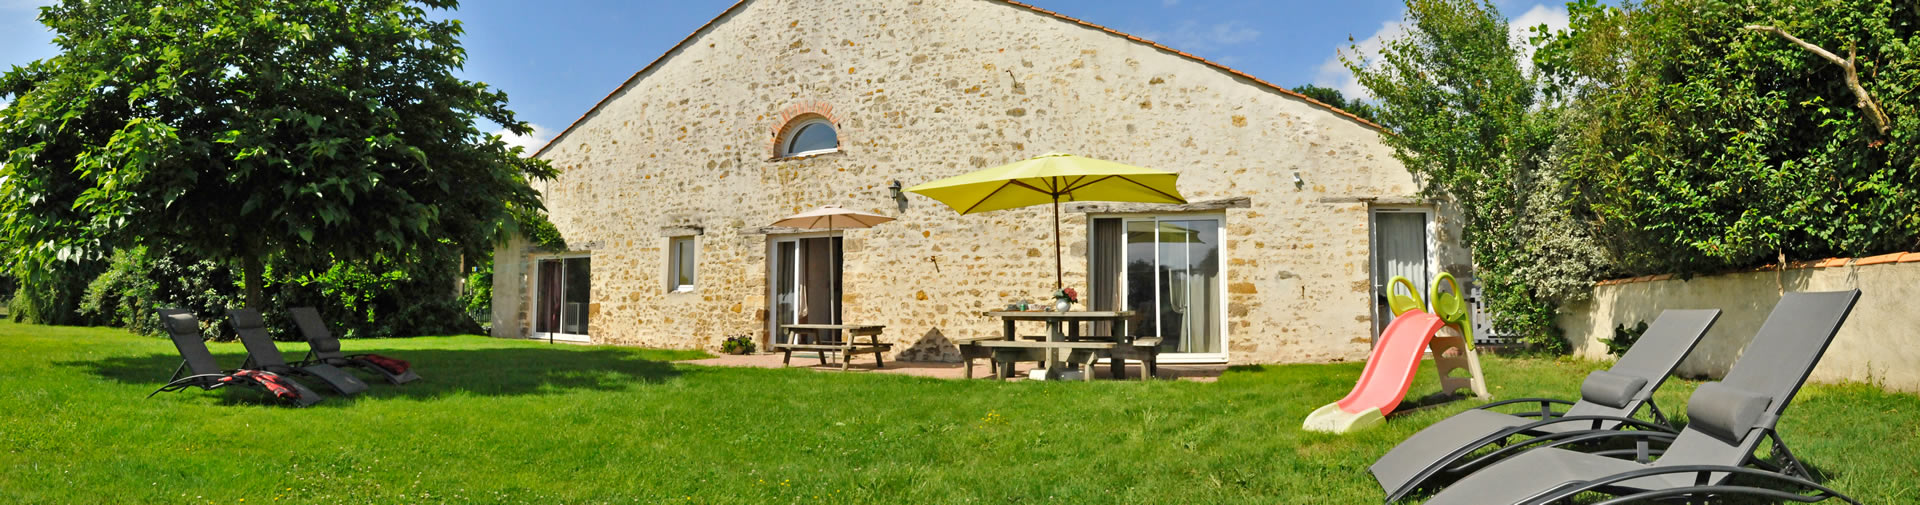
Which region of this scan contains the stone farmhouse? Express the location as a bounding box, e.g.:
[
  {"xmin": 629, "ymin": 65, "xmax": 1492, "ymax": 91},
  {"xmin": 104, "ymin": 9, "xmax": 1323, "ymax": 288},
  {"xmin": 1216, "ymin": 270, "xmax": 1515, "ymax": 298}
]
[{"xmin": 491, "ymin": 0, "xmax": 1471, "ymax": 365}]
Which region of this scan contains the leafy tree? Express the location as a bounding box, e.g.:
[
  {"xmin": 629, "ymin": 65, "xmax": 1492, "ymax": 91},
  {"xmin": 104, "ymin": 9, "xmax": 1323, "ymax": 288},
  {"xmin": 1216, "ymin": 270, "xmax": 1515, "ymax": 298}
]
[
  {"xmin": 1538, "ymin": 0, "xmax": 1918, "ymax": 275},
  {"xmin": 0, "ymin": 0, "xmax": 555, "ymax": 311},
  {"xmin": 1290, "ymin": 84, "xmax": 1383, "ymax": 125},
  {"xmin": 1348, "ymin": 0, "xmax": 1605, "ymax": 351}
]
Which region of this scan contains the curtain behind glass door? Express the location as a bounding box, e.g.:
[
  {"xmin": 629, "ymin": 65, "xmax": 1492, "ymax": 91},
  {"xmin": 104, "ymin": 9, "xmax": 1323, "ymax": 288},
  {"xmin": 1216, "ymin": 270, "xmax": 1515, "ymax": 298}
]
[
  {"xmin": 536, "ymin": 260, "xmax": 562, "ymax": 334},
  {"xmin": 773, "ymin": 241, "xmax": 798, "ymax": 345}
]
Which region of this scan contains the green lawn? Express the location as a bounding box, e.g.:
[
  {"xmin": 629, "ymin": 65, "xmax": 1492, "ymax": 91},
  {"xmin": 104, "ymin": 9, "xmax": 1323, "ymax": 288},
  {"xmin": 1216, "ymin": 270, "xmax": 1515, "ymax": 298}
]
[{"xmin": 2, "ymin": 321, "xmax": 1916, "ymax": 504}]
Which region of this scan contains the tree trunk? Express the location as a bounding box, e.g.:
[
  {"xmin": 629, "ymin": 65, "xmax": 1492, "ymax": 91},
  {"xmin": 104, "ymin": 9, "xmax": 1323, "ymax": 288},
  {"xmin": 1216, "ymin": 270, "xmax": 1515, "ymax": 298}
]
[{"xmin": 242, "ymin": 254, "xmax": 264, "ymax": 309}]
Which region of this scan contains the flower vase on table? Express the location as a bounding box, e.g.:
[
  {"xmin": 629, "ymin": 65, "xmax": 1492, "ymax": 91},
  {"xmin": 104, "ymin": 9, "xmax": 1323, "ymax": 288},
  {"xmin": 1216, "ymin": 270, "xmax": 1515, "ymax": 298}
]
[{"xmin": 1052, "ymin": 287, "xmax": 1078, "ymax": 312}]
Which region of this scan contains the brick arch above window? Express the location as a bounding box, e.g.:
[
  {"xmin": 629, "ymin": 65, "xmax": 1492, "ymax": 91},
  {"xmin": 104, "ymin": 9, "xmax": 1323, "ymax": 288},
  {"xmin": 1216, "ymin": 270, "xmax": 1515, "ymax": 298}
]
[{"xmin": 767, "ymin": 101, "xmax": 845, "ymax": 159}]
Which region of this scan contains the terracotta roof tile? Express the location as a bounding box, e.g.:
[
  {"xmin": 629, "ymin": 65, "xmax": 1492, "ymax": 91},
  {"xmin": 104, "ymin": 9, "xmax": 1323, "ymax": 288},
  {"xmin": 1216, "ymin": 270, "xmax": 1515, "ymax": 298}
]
[
  {"xmin": 1816, "ymin": 257, "xmax": 1853, "ymax": 268},
  {"xmin": 1853, "ymin": 252, "xmax": 1904, "ymax": 266},
  {"xmin": 536, "ymin": 0, "xmax": 1386, "ymax": 157},
  {"xmin": 1901, "ymin": 252, "xmax": 1920, "ymax": 263}
]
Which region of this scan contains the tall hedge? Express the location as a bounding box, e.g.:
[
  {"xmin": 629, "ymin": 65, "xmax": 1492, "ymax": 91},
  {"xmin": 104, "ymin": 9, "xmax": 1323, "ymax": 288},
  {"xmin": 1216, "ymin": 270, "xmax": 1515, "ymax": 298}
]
[{"xmin": 1542, "ymin": 0, "xmax": 1918, "ymax": 275}]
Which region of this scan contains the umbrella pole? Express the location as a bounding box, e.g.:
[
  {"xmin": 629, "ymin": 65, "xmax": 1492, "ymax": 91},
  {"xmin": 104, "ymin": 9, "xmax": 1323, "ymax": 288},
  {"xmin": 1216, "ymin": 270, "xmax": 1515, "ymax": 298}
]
[{"xmin": 1053, "ymin": 195, "xmax": 1063, "ymax": 290}]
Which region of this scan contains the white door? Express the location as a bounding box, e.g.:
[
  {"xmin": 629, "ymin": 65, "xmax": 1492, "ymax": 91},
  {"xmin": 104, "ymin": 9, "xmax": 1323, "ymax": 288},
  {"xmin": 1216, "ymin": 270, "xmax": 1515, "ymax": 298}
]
[{"xmin": 1371, "ymin": 209, "xmax": 1432, "ymax": 341}]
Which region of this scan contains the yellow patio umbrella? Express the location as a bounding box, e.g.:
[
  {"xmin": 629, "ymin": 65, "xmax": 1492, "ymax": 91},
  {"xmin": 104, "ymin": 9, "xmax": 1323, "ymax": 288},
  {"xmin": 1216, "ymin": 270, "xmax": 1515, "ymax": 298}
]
[{"xmin": 906, "ymin": 153, "xmax": 1186, "ymax": 289}]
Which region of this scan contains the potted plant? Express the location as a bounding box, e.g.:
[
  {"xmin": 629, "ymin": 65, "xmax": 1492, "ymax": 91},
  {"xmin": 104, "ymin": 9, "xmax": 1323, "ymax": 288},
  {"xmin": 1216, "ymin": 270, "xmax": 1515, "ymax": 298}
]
[
  {"xmin": 721, "ymin": 335, "xmax": 756, "ymax": 355},
  {"xmin": 1052, "ymin": 287, "xmax": 1078, "ymax": 312}
]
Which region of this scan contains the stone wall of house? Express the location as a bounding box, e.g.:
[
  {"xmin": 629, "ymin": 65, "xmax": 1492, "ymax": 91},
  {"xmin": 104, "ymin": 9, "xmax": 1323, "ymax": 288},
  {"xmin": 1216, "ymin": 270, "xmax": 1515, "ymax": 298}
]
[
  {"xmin": 1559, "ymin": 254, "xmax": 1920, "ymax": 392},
  {"xmin": 502, "ymin": 0, "xmax": 1456, "ymax": 364}
]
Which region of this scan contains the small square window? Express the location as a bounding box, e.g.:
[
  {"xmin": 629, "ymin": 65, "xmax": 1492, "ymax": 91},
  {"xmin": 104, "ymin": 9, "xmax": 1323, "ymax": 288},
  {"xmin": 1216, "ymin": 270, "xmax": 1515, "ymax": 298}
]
[{"xmin": 668, "ymin": 236, "xmax": 696, "ymax": 292}]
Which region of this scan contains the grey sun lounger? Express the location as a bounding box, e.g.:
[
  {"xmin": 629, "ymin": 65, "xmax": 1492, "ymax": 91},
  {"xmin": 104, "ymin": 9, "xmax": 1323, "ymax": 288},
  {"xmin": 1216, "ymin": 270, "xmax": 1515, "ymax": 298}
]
[
  {"xmin": 149, "ymin": 308, "xmax": 323, "ymax": 407},
  {"xmin": 1418, "ymin": 289, "xmax": 1862, "ymax": 505},
  {"xmin": 230, "ymin": 308, "xmax": 370, "ymax": 396},
  {"xmin": 287, "ymin": 307, "xmax": 421, "ymax": 385},
  {"xmin": 1371, "ymin": 309, "xmax": 1721, "ymax": 502}
]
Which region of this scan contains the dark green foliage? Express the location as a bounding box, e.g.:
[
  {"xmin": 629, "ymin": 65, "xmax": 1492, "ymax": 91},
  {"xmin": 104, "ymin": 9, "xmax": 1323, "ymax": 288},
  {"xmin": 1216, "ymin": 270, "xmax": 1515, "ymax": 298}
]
[
  {"xmin": 1539, "ymin": 0, "xmax": 1919, "ymax": 275},
  {"xmin": 1356, "ymin": 0, "xmax": 1913, "ymax": 352},
  {"xmin": 510, "ymin": 206, "xmax": 569, "ymax": 252},
  {"xmin": 8, "ymin": 258, "xmax": 103, "ymax": 325},
  {"xmin": 275, "ymin": 247, "xmax": 482, "ymax": 339},
  {"xmin": 1289, "ymin": 84, "xmax": 1384, "ymax": 125},
  {"xmin": 0, "ymin": 0, "xmax": 556, "ymax": 311},
  {"xmin": 70, "ymin": 245, "xmax": 478, "ymax": 340},
  {"xmin": 1603, "ymin": 320, "xmax": 1647, "ymax": 357}
]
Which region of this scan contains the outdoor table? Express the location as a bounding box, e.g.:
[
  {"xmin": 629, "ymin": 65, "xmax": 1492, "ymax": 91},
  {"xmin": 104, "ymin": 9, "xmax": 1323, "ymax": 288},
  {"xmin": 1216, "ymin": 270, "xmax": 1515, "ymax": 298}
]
[
  {"xmin": 982, "ymin": 311, "xmax": 1135, "ymax": 380},
  {"xmin": 773, "ymin": 324, "xmax": 889, "ymax": 370}
]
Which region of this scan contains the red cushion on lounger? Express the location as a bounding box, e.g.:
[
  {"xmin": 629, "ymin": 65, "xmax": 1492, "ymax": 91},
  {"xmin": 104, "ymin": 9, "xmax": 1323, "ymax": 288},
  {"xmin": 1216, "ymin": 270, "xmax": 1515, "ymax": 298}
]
[
  {"xmin": 361, "ymin": 354, "xmax": 410, "ymax": 375},
  {"xmin": 222, "ymin": 370, "xmax": 299, "ymax": 400}
]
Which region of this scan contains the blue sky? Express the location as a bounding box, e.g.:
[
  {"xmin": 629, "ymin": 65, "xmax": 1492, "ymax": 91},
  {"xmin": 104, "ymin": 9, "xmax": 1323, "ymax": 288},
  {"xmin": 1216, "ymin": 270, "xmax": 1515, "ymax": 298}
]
[{"xmin": 0, "ymin": 0, "xmax": 1568, "ymax": 150}]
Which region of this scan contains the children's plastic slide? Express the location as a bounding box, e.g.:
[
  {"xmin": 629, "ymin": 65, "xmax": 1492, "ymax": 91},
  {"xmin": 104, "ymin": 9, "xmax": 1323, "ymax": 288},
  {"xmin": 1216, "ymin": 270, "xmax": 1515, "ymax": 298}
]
[
  {"xmin": 1303, "ymin": 274, "xmax": 1492, "ymax": 433},
  {"xmin": 1302, "ymin": 276, "xmax": 1446, "ymax": 433}
]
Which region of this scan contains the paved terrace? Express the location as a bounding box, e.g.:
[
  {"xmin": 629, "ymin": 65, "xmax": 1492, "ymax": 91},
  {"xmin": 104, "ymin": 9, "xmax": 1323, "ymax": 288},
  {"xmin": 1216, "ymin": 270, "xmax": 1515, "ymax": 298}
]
[{"xmin": 676, "ymin": 352, "xmax": 1225, "ymax": 382}]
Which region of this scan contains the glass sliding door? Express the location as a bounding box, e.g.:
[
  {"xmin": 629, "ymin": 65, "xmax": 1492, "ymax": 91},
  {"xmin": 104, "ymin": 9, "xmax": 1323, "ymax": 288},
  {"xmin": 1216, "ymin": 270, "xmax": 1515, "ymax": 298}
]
[
  {"xmin": 1099, "ymin": 216, "xmax": 1224, "ymax": 360},
  {"xmin": 534, "ymin": 256, "xmax": 591, "ymax": 341},
  {"xmin": 768, "ymin": 236, "xmax": 843, "ymax": 345}
]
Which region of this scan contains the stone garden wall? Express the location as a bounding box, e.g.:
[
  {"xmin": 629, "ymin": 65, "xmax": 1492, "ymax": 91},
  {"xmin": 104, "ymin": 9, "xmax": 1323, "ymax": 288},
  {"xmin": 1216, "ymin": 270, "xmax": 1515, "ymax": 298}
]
[{"xmin": 1559, "ymin": 253, "xmax": 1920, "ymax": 392}]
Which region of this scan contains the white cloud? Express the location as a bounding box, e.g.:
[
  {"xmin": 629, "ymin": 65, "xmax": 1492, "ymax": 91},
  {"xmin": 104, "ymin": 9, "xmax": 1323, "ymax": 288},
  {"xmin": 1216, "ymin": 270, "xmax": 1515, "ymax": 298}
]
[
  {"xmin": 1508, "ymin": 3, "xmax": 1570, "ymax": 69},
  {"xmin": 1313, "ymin": 3, "xmax": 1571, "ymax": 101},
  {"xmin": 1313, "ymin": 19, "xmax": 1409, "ymax": 100},
  {"xmin": 493, "ymin": 123, "xmax": 553, "ymax": 156},
  {"xmin": 1137, "ymin": 20, "xmax": 1261, "ymax": 54}
]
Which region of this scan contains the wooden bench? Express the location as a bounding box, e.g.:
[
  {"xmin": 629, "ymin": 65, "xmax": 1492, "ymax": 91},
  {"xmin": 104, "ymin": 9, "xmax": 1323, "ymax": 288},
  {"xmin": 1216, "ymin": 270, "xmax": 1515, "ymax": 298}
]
[
  {"xmin": 772, "ymin": 324, "xmax": 889, "ymax": 371},
  {"xmin": 956, "ymin": 336, "xmax": 1163, "ymax": 380}
]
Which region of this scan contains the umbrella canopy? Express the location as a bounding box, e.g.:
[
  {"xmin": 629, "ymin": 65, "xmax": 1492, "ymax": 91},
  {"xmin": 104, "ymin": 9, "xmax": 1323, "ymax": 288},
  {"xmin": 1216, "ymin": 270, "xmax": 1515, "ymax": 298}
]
[
  {"xmin": 771, "ymin": 205, "xmax": 895, "ymax": 230},
  {"xmin": 907, "ymin": 153, "xmax": 1187, "ymax": 289},
  {"xmin": 905, "ymin": 153, "xmax": 1186, "ymax": 215}
]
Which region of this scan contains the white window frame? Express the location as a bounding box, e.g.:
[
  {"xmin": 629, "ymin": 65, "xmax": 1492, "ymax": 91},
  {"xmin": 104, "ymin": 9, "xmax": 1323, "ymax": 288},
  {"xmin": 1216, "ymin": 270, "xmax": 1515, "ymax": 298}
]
[
  {"xmin": 1091, "ymin": 212, "xmax": 1230, "ymax": 364},
  {"xmin": 530, "ymin": 253, "xmax": 592, "ymax": 343},
  {"xmin": 777, "ymin": 117, "xmax": 840, "ymax": 158},
  {"xmin": 668, "ymin": 236, "xmax": 697, "ymax": 293}
]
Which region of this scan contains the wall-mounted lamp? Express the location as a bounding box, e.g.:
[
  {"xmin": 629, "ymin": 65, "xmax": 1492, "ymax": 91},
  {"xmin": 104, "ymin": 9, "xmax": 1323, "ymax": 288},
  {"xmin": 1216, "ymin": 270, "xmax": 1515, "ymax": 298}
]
[
  {"xmin": 888, "ymin": 179, "xmax": 908, "ymax": 212},
  {"xmin": 1292, "ymin": 171, "xmax": 1305, "ymax": 191}
]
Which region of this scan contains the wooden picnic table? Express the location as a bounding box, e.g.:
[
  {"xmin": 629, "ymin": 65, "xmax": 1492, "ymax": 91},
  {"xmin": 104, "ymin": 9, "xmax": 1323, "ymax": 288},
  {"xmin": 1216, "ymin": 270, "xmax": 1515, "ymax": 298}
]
[
  {"xmin": 967, "ymin": 311, "xmax": 1155, "ymax": 380},
  {"xmin": 772, "ymin": 324, "xmax": 890, "ymax": 370}
]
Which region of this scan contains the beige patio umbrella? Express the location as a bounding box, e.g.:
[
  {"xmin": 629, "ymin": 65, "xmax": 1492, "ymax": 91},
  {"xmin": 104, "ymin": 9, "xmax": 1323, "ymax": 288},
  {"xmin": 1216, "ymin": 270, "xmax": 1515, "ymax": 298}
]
[
  {"xmin": 769, "ymin": 206, "xmax": 893, "ymax": 326},
  {"xmin": 771, "ymin": 205, "xmax": 896, "ymax": 230}
]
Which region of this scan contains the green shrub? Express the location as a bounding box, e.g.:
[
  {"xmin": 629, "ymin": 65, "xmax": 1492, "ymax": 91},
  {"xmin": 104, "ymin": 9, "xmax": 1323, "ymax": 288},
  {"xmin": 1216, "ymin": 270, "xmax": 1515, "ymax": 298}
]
[
  {"xmin": 1603, "ymin": 320, "xmax": 1648, "ymax": 357},
  {"xmin": 8, "ymin": 259, "xmax": 105, "ymax": 326},
  {"xmin": 721, "ymin": 335, "xmax": 756, "ymax": 355}
]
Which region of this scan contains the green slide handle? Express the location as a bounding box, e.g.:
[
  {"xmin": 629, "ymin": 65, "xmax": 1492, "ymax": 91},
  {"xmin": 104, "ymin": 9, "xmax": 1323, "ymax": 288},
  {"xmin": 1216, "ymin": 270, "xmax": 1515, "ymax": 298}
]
[
  {"xmin": 1429, "ymin": 272, "xmax": 1474, "ymax": 349},
  {"xmin": 1387, "ymin": 276, "xmax": 1425, "ymax": 317}
]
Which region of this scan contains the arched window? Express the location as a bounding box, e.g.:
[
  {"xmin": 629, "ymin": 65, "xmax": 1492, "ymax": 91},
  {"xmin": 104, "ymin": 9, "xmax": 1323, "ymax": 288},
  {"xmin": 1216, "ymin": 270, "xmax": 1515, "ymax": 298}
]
[{"xmin": 778, "ymin": 117, "xmax": 839, "ymax": 157}]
